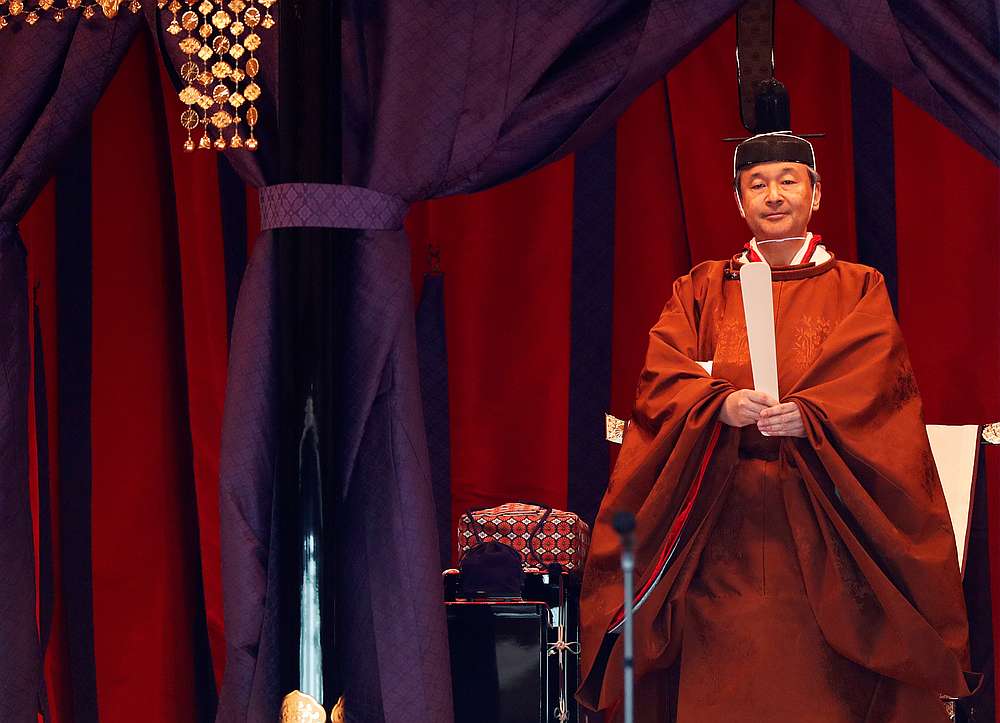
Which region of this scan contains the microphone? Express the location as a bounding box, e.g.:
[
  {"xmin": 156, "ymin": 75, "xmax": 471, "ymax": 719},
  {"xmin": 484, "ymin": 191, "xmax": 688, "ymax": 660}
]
[
  {"xmin": 613, "ymin": 511, "xmax": 636, "ymax": 723},
  {"xmin": 613, "ymin": 510, "xmax": 635, "ymax": 542}
]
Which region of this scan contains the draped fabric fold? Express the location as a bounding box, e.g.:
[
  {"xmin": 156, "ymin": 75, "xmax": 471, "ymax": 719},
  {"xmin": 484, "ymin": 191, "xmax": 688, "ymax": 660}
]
[
  {"xmin": 0, "ymin": 16, "xmax": 142, "ymax": 720},
  {"xmin": 0, "ymin": 223, "xmax": 38, "ymax": 723},
  {"xmin": 799, "ymin": 0, "xmax": 999, "ymax": 164},
  {"xmin": 213, "ymin": 232, "xmax": 280, "ymax": 722},
  {"xmin": 0, "ymin": 19, "xmax": 143, "ymax": 215},
  {"xmin": 578, "ymin": 270, "xmax": 742, "ymax": 711},
  {"xmin": 415, "ymin": 271, "xmax": 453, "ymax": 570},
  {"xmin": 783, "ymin": 274, "xmax": 974, "ymax": 697}
]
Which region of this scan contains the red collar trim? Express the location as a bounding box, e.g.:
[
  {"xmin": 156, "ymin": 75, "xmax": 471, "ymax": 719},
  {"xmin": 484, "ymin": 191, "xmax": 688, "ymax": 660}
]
[{"xmin": 744, "ymin": 241, "xmax": 763, "ymax": 262}]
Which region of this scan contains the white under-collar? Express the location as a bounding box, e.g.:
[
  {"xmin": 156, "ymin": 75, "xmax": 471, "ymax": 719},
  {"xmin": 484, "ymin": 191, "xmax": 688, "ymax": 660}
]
[{"xmin": 741, "ymin": 232, "xmax": 831, "ymax": 266}]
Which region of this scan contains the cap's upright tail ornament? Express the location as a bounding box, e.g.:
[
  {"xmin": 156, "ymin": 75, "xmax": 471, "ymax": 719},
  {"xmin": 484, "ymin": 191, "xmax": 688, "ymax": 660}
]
[
  {"xmin": 736, "ymin": 0, "xmax": 778, "ymax": 134},
  {"xmin": 725, "ymin": 0, "xmax": 823, "ymax": 147}
]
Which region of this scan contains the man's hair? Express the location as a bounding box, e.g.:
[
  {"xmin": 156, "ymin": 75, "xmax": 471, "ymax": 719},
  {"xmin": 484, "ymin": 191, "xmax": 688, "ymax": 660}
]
[{"xmin": 733, "ymin": 166, "xmax": 822, "ymax": 197}]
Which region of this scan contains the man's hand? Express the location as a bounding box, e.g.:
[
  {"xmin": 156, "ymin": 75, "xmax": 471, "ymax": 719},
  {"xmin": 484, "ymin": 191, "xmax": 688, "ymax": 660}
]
[
  {"xmin": 719, "ymin": 391, "xmax": 807, "ymax": 438},
  {"xmin": 719, "ymin": 389, "xmax": 777, "ymax": 428},
  {"xmin": 757, "ymin": 401, "xmax": 806, "ymax": 438}
]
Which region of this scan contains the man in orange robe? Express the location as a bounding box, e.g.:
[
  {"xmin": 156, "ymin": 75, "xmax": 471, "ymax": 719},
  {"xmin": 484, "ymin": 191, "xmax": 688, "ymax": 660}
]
[{"xmin": 578, "ymin": 132, "xmax": 977, "ymax": 722}]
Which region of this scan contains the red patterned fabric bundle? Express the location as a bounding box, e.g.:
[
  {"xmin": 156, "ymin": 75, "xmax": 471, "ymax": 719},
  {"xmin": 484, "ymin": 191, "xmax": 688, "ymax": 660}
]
[{"xmin": 457, "ymin": 503, "xmax": 591, "ymax": 572}]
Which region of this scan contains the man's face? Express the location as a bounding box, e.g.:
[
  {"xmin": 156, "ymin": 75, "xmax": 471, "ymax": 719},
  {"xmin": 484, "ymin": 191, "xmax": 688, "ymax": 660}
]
[{"xmin": 734, "ymin": 162, "xmax": 820, "ymax": 240}]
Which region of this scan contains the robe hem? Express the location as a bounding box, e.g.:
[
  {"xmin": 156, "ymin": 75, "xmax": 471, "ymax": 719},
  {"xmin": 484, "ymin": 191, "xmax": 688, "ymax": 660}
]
[{"xmin": 607, "ymin": 421, "xmax": 723, "ymax": 632}]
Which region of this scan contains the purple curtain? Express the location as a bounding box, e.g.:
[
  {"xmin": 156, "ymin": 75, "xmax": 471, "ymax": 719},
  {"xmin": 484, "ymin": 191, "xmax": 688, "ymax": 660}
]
[
  {"xmin": 800, "ymin": 0, "xmax": 999, "ymax": 164},
  {"xmin": 0, "ymin": 221, "xmax": 35, "ymax": 723},
  {"xmin": 0, "ymin": 16, "xmax": 141, "ymax": 721}
]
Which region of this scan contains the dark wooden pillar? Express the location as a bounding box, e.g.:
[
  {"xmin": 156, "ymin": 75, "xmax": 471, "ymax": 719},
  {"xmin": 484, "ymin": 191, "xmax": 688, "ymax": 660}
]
[{"xmin": 277, "ymin": 0, "xmax": 343, "ymax": 709}]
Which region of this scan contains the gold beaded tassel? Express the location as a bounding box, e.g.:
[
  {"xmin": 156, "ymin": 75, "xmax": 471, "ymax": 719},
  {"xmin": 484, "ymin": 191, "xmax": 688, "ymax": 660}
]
[
  {"xmin": 222, "ymin": 0, "xmax": 246, "ymax": 149},
  {"xmin": 166, "ymin": 0, "xmax": 273, "ymax": 152},
  {"xmin": 0, "ymin": 0, "xmax": 140, "ymax": 31},
  {"xmin": 196, "ymin": 0, "xmax": 216, "ymax": 149},
  {"xmin": 208, "ymin": 0, "xmax": 237, "ymax": 150},
  {"xmin": 240, "ymin": 0, "xmax": 262, "ymax": 150},
  {"xmin": 171, "ymin": 0, "xmax": 202, "ymax": 150}
]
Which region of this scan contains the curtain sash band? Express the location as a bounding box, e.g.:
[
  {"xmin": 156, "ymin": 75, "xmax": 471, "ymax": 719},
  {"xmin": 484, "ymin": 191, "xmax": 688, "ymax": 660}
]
[{"xmin": 259, "ymin": 183, "xmax": 408, "ymax": 231}]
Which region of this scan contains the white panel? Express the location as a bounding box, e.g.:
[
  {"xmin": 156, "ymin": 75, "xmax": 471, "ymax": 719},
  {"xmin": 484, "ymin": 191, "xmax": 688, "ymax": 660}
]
[
  {"xmin": 740, "ymin": 263, "xmax": 779, "ymax": 438},
  {"xmin": 926, "ymin": 424, "xmax": 978, "ymax": 573}
]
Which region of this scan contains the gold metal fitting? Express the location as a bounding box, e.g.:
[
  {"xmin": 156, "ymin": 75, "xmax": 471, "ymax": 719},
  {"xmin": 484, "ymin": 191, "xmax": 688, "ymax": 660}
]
[{"xmin": 279, "ymin": 691, "xmax": 326, "ymax": 723}]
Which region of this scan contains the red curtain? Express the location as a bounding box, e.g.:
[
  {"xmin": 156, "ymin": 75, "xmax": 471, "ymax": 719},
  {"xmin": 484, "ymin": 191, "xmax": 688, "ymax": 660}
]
[
  {"xmin": 156, "ymin": 60, "xmax": 230, "ymax": 689},
  {"xmin": 892, "ymin": 89, "xmax": 1000, "ymax": 424},
  {"xmin": 19, "ymin": 4, "xmax": 999, "ymax": 721},
  {"xmin": 406, "ymin": 159, "xmax": 576, "ymax": 528}
]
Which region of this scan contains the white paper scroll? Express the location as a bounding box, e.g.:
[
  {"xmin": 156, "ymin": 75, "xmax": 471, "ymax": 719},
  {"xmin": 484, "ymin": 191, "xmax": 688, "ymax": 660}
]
[
  {"xmin": 926, "ymin": 424, "xmax": 979, "ymax": 574},
  {"xmin": 739, "ymin": 261, "xmax": 780, "ymax": 401}
]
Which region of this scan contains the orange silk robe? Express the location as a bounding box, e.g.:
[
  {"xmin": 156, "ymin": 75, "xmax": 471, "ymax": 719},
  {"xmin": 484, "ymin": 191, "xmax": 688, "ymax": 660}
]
[{"xmin": 577, "ymin": 253, "xmax": 976, "ymax": 722}]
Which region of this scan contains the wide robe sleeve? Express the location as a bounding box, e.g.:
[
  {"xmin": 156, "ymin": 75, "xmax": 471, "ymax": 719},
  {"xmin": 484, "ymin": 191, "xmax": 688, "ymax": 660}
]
[
  {"xmin": 577, "ymin": 268, "xmax": 740, "ymax": 711},
  {"xmin": 783, "ymin": 270, "xmax": 976, "ymax": 699}
]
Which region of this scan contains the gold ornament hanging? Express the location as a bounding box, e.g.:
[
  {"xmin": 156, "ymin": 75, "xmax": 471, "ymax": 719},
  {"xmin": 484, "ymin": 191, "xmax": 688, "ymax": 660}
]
[
  {"xmin": 170, "ymin": 0, "xmax": 274, "ymax": 152},
  {"xmin": 0, "ymin": 0, "xmax": 140, "ymax": 31}
]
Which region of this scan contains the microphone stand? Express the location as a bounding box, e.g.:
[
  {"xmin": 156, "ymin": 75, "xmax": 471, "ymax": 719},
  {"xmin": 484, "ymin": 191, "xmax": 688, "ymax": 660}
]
[{"xmin": 613, "ymin": 511, "xmax": 636, "ymax": 723}]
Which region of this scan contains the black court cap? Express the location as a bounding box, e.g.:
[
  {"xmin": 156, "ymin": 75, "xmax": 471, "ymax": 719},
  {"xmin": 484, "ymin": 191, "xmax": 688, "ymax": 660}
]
[
  {"xmin": 726, "ymin": 78, "xmax": 821, "ymax": 178},
  {"xmin": 733, "ymin": 131, "xmax": 816, "ymax": 178}
]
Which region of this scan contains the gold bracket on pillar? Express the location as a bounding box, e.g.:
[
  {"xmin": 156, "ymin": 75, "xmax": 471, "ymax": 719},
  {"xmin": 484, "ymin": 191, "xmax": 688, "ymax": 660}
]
[
  {"xmin": 279, "ymin": 691, "xmax": 326, "ymax": 723},
  {"xmin": 279, "ymin": 692, "xmax": 345, "ymax": 723},
  {"xmin": 605, "ymin": 413, "xmax": 626, "ymax": 445}
]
